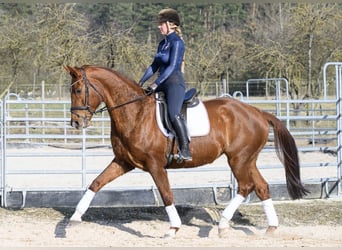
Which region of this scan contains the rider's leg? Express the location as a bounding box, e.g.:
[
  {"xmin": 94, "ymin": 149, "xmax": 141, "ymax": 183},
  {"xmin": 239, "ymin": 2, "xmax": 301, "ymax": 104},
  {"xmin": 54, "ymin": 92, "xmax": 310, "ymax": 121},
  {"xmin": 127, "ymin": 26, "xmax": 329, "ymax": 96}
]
[
  {"xmin": 162, "ymin": 74, "xmax": 192, "ymax": 161},
  {"xmin": 171, "ymin": 114, "xmax": 192, "ymax": 160}
]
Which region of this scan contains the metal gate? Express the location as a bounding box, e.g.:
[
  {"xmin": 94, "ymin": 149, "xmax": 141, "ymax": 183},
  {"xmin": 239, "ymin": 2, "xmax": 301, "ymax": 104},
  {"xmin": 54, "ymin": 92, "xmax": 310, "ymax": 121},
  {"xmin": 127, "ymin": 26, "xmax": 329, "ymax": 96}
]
[{"xmin": 0, "ymin": 62, "xmax": 341, "ymax": 208}]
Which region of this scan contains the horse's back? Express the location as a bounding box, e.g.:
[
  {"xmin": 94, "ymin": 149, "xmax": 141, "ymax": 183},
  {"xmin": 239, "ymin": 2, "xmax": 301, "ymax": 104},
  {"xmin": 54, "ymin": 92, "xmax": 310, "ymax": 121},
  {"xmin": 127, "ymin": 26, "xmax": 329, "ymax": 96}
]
[
  {"xmin": 203, "ymin": 97, "xmax": 270, "ymax": 155},
  {"xmin": 204, "ymin": 97, "xmax": 268, "ymax": 125}
]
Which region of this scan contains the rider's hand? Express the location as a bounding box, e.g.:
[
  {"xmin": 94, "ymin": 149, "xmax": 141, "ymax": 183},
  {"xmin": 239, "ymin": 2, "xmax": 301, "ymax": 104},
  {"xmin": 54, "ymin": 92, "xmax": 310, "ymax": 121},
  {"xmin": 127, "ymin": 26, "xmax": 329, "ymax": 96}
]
[
  {"xmin": 149, "ymin": 83, "xmax": 158, "ymax": 90},
  {"xmin": 143, "ymin": 83, "xmax": 158, "ymax": 95},
  {"xmin": 144, "ymin": 87, "xmax": 153, "ymax": 95}
]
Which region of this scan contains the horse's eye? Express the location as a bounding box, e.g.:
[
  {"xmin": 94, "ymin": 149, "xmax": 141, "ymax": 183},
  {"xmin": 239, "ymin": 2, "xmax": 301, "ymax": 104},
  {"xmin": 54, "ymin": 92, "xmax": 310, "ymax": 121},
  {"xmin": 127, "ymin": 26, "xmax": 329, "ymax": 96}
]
[{"xmin": 76, "ymin": 88, "xmax": 82, "ymax": 94}]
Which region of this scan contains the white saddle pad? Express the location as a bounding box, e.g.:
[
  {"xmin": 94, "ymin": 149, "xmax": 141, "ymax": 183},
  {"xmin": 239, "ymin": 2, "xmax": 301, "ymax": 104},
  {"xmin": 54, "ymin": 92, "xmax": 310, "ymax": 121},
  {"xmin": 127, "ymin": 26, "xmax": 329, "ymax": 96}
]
[{"xmin": 156, "ymin": 100, "xmax": 210, "ymax": 138}]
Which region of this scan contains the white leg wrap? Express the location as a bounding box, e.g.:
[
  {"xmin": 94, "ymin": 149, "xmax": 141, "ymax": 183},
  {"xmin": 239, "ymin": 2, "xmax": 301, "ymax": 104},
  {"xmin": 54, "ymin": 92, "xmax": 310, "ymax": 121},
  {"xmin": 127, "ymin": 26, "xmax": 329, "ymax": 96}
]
[
  {"xmin": 165, "ymin": 204, "xmax": 182, "ymax": 228},
  {"xmin": 262, "ymin": 198, "xmax": 279, "ymax": 227},
  {"xmin": 219, "ymin": 194, "xmax": 245, "ymax": 228},
  {"xmin": 70, "ymin": 189, "xmax": 95, "ymax": 221}
]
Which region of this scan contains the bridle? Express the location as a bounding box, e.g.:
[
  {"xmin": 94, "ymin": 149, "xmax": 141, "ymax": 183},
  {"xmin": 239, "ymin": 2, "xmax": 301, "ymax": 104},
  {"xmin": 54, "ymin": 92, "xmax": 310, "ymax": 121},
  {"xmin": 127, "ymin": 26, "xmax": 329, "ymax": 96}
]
[
  {"xmin": 70, "ymin": 68, "xmax": 102, "ymax": 118},
  {"xmin": 70, "ymin": 67, "xmax": 147, "ymax": 118}
]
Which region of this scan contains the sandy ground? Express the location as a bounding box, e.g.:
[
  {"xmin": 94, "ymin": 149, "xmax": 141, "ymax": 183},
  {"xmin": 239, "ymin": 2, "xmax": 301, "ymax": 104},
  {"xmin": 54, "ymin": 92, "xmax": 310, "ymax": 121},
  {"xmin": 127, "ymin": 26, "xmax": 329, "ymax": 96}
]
[
  {"xmin": 0, "ymin": 198, "xmax": 342, "ymax": 247},
  {"xmin": 1, "ymin": 146, "xmax": 341, "ymax": 247}
]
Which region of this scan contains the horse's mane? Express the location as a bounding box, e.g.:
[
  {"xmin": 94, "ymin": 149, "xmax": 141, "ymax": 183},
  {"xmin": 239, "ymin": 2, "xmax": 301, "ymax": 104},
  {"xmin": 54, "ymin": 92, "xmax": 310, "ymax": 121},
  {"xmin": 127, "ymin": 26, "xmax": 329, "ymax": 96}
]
[{"xmin": 83, "ymin": 65, "xmax": 139, "ymax": 86}]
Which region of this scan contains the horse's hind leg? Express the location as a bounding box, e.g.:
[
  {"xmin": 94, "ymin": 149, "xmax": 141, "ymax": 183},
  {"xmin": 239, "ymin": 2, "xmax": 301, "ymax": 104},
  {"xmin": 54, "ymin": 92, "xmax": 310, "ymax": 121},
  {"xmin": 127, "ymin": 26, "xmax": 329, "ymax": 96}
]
[
  {"xmin": 218, "ymin": 193, "xmax": 245, "ymax": 236},
  {"xmin": 218, "ymin": 159, "xmax": 278, "ymax": 237},
  {"xmin": 70, "ymin": 159, "xmax": 133, "ymax": 222},
  {"xmin": 250, "ymin": 167, "xmax": 278, "ymax": 234}
]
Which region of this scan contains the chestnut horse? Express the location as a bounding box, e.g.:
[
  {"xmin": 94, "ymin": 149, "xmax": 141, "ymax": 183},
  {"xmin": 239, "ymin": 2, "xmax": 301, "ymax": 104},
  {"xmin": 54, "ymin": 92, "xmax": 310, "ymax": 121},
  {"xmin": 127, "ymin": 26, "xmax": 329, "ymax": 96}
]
[{"xmin": 64, "ymin": 65, "xmax": 308, "ymax": 238}]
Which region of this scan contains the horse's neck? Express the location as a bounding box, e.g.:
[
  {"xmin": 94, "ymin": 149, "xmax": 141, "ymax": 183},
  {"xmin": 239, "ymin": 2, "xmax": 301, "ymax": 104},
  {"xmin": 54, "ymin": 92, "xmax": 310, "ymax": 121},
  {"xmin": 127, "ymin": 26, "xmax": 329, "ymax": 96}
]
[
  {"xmin": 99, "ymin": 72, "xmax": 140, "ymax": 109},
  {"xmin": 101, "ymin": 76, "xmax": 150, "ymax": 133}
]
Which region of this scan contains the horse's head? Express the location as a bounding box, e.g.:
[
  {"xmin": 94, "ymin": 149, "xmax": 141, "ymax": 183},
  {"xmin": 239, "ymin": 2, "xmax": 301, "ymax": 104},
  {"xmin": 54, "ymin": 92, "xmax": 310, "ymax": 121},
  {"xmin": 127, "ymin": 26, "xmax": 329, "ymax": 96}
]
[{"xmin": 64, "ymin": 65, "xmax": 103, "ymax": 129}]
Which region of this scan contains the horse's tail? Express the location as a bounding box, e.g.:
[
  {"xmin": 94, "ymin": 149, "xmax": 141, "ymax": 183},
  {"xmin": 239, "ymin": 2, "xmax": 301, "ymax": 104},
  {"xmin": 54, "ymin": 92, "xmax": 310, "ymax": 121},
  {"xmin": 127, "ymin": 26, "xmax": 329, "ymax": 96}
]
[{"xmin": 262, "ymin": 111, "xmax": 310, "ymax": 199}]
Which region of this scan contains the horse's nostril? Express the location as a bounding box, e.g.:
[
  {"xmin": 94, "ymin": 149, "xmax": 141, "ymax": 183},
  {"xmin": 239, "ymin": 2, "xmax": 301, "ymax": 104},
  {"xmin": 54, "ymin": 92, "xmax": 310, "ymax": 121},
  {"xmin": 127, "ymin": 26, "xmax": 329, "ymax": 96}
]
[{"xmin": 71, "ymin": 120, "xmax": 80, "ymax": 129}]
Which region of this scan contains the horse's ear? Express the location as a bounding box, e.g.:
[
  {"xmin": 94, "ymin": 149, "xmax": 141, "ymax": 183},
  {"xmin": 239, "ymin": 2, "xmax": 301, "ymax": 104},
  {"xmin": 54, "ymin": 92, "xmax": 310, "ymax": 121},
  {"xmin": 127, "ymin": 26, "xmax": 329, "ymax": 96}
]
[
  {"xmin": 64, "ymin": 65, "xmax": 73, "ymax": 74},
  {"xmin": 64, "ymin": 65, "xmax": 70, "ymax": 72},
  {"xmin": 64, "ymin": 65, "xmax": 78, "ymax": 78}
]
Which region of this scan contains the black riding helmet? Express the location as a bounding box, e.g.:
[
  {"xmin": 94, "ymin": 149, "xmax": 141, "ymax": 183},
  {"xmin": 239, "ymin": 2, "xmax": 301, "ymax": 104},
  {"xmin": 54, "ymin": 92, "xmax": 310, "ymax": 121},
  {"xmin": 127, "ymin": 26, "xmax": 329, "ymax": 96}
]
[{"xmin": 158, "ymin": 8, "xmax": 180, "ymax": 26}]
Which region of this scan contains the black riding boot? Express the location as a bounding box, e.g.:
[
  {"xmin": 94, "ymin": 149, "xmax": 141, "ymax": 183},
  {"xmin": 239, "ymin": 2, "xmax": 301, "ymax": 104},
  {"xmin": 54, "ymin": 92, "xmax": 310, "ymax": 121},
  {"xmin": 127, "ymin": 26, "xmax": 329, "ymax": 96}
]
[{"xmin": 172, "ymin": 114, "xmax": 192, "ymax": 161}]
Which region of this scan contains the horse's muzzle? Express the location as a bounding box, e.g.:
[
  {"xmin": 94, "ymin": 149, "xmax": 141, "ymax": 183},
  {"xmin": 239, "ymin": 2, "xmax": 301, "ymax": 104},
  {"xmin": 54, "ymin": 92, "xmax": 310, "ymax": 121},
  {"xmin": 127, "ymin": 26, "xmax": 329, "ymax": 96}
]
[
  {"xmin": 70, "ymin": 117, "xmax": 89, "ymax": 129},
  {"xmin": 71, "ymin": 119, "xmax": 81, "ymax": 129}
]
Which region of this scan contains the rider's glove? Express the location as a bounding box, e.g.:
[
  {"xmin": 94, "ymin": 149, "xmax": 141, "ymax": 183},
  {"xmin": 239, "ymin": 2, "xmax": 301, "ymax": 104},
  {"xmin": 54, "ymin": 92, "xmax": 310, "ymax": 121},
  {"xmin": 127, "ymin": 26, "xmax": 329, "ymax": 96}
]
[{"xmin": 144, "ymin": 83, "xmax": 158, "ymax": 95}]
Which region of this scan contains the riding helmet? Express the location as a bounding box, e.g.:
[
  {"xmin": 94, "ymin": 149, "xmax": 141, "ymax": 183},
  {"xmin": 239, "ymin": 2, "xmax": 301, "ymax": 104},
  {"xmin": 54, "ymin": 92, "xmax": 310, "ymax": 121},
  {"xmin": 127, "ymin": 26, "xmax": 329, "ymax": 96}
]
[{"xmin": 158, "ymin": 8, "xmax": 180, "ymax": 26}]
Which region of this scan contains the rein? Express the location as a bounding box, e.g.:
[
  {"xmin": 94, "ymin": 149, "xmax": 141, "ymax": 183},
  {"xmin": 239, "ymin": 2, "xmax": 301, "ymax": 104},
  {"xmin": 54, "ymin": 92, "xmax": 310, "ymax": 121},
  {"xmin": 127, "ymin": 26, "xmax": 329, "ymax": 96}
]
[
  {"xmin": 70, "ymin": 67, "xmax": 147, "ymax": 116},
  {"xmin": 95, "ymin": 95, "xmax": 146, "ymax": 113}
]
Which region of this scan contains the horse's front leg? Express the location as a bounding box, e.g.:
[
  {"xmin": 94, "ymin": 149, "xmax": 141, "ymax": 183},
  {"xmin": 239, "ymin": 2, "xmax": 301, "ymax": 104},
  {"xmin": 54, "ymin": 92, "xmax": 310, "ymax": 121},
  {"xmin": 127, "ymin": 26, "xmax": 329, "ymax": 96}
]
[
  {"xmin": 148, "ymin": 166, "xmax": 181, "ymax": 238},
  {"xmin": 70, "ymin": 159, "xmax": 133, "ymax": 222}
]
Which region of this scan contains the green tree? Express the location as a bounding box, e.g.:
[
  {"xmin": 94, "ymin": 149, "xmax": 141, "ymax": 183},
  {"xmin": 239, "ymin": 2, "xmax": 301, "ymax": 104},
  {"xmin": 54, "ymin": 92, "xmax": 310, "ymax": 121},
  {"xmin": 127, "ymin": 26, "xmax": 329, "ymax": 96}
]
[
  {"xmin": 1, "ymin": 3, "xmax": 342, "ymax": 99},
  {"xmin": 243, "ymin": 3, "xmax": 342, "ymax": 98},
  {"xmin": 0, "ymin": 3, "xmax": 94, "ymax": 98}
]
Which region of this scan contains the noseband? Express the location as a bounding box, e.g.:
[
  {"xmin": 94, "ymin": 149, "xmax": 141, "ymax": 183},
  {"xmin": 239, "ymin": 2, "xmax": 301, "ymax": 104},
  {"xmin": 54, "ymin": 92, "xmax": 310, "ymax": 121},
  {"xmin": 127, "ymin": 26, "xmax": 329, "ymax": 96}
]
[{"xmin": 70, "ymin": 67, "xmax": 147, "ymax": 118}]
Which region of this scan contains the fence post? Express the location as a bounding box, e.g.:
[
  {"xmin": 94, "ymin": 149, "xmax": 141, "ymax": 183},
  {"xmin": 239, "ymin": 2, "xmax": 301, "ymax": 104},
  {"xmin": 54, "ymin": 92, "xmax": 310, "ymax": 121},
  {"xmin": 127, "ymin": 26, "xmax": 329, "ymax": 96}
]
[
  {"xmin": 82, "ymin": 128, "xmax": 87, "ymax": 189},
  {"xmin": 337, "ymin": 65, "xmax": 342, "ymax": 195},
  {"xmin": 42, "ymin": 81, "xmax": 46, "ymax": 143},
  {"xmin": 0, "ymin": 100, "xmax": 4, "ymax": 206},
  {"xmin": 323, "ymin": 62, "xmax": 342, "ymax": 196}
]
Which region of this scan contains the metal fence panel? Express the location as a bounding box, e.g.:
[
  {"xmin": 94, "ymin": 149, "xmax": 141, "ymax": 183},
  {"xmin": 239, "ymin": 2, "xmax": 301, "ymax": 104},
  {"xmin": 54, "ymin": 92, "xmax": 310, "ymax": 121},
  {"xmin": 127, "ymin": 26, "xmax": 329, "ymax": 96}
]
[{"xmin": 1, "ymin": 62, "xmax": 341, "ymax": 207}]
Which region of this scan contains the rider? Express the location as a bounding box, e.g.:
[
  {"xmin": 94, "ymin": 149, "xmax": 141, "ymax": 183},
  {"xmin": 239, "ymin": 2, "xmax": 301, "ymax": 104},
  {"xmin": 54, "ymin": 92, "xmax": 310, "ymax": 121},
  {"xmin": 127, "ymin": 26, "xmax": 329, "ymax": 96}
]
[{"xmin": 139, "ymin": 8, "xmax": 192, "ymax": 161}]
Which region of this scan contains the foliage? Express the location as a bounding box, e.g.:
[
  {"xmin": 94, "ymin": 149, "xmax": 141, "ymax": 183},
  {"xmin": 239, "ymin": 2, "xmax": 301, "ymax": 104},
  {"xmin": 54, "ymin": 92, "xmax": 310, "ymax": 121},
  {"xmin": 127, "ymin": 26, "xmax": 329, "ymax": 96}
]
[{"xmin": 1, "ymin": 3, "xmax": 342, "ymax": 99}]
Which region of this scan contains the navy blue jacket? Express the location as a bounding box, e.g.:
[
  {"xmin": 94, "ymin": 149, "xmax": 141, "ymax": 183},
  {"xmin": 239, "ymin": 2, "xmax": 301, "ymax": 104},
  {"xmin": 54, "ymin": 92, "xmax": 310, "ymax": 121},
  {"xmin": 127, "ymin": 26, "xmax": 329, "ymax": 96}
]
[{"xmin": 139, "ymin": 32, "xmax": 185, "ymax": 85}]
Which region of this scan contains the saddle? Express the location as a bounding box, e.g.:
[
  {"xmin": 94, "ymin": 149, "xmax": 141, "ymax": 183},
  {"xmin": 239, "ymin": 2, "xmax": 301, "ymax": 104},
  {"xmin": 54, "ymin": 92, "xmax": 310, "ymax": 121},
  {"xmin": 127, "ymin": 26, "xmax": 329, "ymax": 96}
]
[
  {"xmin": 155, "ymin": 88, "xmax": 210, "ymax": 164},
  {"xmin": 155, "ymin": 88, "xmax": 199, "ymax": 136}
]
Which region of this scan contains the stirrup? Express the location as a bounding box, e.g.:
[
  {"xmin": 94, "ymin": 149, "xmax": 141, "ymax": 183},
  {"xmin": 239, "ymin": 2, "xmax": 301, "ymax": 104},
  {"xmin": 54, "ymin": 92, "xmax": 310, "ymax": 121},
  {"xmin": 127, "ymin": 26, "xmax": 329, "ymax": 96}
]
[
  {"xmin": 173, "ymin": 153, "xmax": 192, "ymax": 163},
  {"xmin": 178, "ymin": 151, "xmax": 192, "ymax": 162}
]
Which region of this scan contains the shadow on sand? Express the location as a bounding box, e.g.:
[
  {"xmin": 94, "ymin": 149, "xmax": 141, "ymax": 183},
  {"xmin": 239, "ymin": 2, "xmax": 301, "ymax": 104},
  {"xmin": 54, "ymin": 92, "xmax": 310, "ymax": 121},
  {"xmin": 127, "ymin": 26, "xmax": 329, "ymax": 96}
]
[{"xmin": 53, "ymin": 206, "xmax": 259, "ymax": 239}]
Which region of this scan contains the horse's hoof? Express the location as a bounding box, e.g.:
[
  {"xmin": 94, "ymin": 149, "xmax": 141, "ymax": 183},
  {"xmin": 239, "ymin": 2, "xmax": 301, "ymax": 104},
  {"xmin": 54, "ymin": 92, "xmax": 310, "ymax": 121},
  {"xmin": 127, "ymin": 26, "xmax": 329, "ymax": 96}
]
[
  {"xmin": 69, "ymin": 211, "xmax": 83, "ymax": 221},
  {"xmin": 67, "ymin": 219, "xmax": 82, "ymax": 228},
  {"xmin": 265, "ymin": 226, "xmax": 277, "ymax": 235},
  {"xmin": 218, "ymin": 227, "xmax": 231, "ymax": 238},
  {"xmin": 163, "ymin": 227, "xmax": 179, "ymax": 239},
  {"xmin": 68, "ymin": 213, "xmax": 82, "ymax": 227},
  {"xmin": 69, "ymin": 216, "xmax": 82, "ymax": 222}
]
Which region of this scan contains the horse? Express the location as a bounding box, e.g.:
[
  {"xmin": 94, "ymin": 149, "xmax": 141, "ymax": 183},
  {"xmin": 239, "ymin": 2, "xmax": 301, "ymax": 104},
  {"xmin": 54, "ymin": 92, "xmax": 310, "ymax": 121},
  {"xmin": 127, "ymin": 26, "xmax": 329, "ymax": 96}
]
[{"xmin": 64, "ymin": 65, "xmax": 309, "ymax": 238}]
